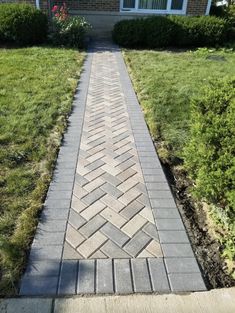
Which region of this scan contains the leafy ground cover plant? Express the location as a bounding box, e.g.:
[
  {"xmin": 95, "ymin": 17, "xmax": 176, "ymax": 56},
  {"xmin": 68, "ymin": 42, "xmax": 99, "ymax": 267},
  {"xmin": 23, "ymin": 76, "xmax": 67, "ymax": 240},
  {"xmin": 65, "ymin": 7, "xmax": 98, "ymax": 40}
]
[{"xmin": 184, "ymin": 78, "xmax": 235, "ymax": 262}]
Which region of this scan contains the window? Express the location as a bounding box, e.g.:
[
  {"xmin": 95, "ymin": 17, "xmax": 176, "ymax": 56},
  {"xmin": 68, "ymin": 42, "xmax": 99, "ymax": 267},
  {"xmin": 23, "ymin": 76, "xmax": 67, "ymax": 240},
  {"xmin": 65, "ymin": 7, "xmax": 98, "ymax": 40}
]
[
  {"xmin": 139, "ymin": 0, "xmax": 168, "ymax": 10},
  {"xmin": 121, "ymin": 0, "xmax": 186, "ymax": 13},
  {"xmin": 123, "ymin": 0, "xmax": 136, "ymax": 9},
  {"xmin": 171, "ymin": 0, "xmax": 184, "ymax": 10}
]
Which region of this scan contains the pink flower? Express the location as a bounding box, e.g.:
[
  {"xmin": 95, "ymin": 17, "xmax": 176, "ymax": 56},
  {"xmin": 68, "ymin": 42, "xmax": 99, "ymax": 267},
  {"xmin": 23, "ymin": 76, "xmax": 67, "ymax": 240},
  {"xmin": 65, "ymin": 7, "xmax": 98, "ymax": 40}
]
[
  {"xmin": 55, "ymin": 13, "xmax": 59, "ymax": 17},
  {"xmin": 52, "ymin": 5, "xmax": 58, "ymax": 13}
]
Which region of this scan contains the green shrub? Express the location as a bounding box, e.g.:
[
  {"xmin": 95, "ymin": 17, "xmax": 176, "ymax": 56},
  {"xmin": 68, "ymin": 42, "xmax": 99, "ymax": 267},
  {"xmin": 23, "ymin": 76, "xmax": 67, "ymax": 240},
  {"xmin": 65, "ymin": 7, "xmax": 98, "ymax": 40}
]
[
  {"xmin": 112, "ymin": 16, "xmax": 176, "ymax": 48},
  {"xmin": 210, "ymin": 4, "xmax": 227, "ymax": 17},
  {"xmin": 51, "ymin": 16, "xmax": 91, "ymax": 48},
  {"xmin": 184, "ymin": 78, "xmax": 235, "ymax": 218},
  {"xmin": 0, "ymin": 4, "xmax": 48, "ymax": 45},
  {"xmin": 50, "ymin": 3, "xmax": 90, "ymax": 48},
  {"xmin": 210, "ymin": 4, "xmax": 235, "ymax": 41},
  {"xmin": 170, "ymin": 15, "xmax": 228, "ymax": 47},
  {"xmin": 225, "ymin": 4, "xmax": 235, "ymax": 41},
  {"xmin": 144, "ymin": 16, "xmax": 176, "ymax": 48},
  {"xmin": 112, "ymin": 15, "xmax": 229, "ymax": 48},
  {"xmin": 112, "ymin": 18, "xmax": 146, "ymax": 48}
]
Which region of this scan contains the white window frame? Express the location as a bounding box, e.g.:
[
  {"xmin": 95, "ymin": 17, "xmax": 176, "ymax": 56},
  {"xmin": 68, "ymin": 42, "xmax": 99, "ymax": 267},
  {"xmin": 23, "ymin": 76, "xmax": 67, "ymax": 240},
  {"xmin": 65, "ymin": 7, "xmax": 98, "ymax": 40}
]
[
  {"xmin": 120, "ymin": 0, "xmax": 188, "ymax": 15},
  {"xmin": 206, "ymin": 0, "xmax": 212, "ymax": 15}
]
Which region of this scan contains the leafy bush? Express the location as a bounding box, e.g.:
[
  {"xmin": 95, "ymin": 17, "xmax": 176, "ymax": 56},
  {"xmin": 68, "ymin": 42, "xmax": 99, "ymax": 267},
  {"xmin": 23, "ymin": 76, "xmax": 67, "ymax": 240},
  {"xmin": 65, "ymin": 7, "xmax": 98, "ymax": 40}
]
[
  {"xmin": 112, "ymin": 16, "xmax": 176, "ymax": 48},
  {"xmin": 0, "ymin": 4, "xmax": 48, "ymax": 45},
  {"xmin": 50, "ymin": 4, "xmax": 90, "ymax": 48},
  {"xmin": 210, "ymin": 4, "xmax": 227, "ymax": 17},
  {"xmin": 112, "ymin": 18, "xmax": 146, "ymax": 48},
  {"xmin": 225, "ymin": 4, "xmax": 235, "ymax": 41},
  {"xmin": 170, "ymin": 15, "xmax": 228, "ymax": 47},
  {"xmin": 184, "ymin": 78, "xmax": 235, "ymax": 218},
  {"xmin": 113, "ymin": 15, "xmax": 229, "ymax": 48},
  {"xmin": 144, "ymin": 16, "xmax": 176, "ymax": 48}
]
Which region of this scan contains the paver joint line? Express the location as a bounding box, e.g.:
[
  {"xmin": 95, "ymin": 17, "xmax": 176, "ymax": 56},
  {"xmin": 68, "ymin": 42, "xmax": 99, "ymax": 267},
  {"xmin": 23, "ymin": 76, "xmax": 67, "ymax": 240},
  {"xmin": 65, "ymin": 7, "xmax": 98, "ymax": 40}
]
[{"xmin": 19, "ymin": 40, "xmax": 206, "ymax": 296}]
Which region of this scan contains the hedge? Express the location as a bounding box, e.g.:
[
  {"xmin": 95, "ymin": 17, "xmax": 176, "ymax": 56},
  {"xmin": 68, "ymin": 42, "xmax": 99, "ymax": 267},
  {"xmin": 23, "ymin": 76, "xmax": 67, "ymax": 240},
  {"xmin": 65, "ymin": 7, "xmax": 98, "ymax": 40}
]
[
  {"xmin": 170, "ymin": 15, "xmax": 228, "ymax": 47},
  {"xmin": 144, "ymin": 16, "xmax": 176, "ymax": 48},
  {"xmin": 226, "ymin": 4, "xmax": 235, "ymax": 41},
  {"xmin": 112, "ymin": 15, "xmax": 229, "ymax": 48},
  {"xmin": 184, "ymin": 78, "xmax": 235, "ymax": 218},
  {"xmin": 0, "ymin": 4, "xmax": 48, "ymax": 45},
  {"xmin": 112, "ymin": 18, "xmax": 146, "ymax": 48}
]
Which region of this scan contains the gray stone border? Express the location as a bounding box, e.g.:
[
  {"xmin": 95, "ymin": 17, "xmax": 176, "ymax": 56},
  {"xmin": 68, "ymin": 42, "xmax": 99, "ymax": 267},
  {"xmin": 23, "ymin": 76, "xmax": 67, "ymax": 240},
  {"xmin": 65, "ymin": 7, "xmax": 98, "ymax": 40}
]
[{"xmin": 20, "ymin": 257, "xmax": 207, "ymax": 296}]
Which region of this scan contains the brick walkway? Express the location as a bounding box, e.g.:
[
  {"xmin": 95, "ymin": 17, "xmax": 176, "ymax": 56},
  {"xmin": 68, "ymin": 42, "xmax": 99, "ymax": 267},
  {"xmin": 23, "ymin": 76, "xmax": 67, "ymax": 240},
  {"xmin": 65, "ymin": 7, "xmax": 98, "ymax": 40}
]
[{"xmin": 20, "ymin": 42, "xmax": 206, "ymax": 296}]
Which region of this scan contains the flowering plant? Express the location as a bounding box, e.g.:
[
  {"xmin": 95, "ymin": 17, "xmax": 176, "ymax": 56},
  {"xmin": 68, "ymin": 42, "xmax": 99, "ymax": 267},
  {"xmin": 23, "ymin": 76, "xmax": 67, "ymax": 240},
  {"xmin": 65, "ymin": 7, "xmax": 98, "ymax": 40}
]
[
  {"xmin": 50, "ymin": 2, "xmax": 91, "ymax": 48},
  {"xmin": 51, "ymin": 3, "xmax": 69, "ymax": 21}
]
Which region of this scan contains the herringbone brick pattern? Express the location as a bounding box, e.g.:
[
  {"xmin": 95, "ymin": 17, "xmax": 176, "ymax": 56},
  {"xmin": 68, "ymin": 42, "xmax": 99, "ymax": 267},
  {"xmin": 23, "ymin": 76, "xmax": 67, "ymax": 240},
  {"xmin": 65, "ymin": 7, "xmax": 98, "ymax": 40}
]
[
  {"xmin": 63, "ymin": 51, "xmax": 162, "ymax": 259},
  {"xmin": 20, "ymin": 42, "xmax": 206, "ymax": 296}
]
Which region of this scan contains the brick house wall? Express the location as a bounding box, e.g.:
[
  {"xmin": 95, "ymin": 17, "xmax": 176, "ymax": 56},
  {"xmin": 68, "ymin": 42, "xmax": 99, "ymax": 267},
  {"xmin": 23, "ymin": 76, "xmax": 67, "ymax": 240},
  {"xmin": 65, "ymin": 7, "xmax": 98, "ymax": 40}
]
[
  {"xmin": 40, "ymin": 0, "xmax": 49, "ymax": 11},
  {"xmin": 48, "ymin": 0, "xmax": 119, "ymax": 11},
  {"xmin": 187, "ymin": 0, "xmax": 209, "ymax": 15},
  {"xmin": 17, "ymin": 0, "xmax": 37, "ymax": 6},
  {"xmin": 17, "ymin": 0, "xmax": 49, "ymax": 12},
  {"xmin": 77, "ymin": 0, "xmax": 119, "ymax": 11},
  {"xmin": 50, "ymin": 1, "xmax": 209, "ymax": 14},
  {"xmin": 1, "ymin": 0, "xmax": 210, "ymax": 16}
]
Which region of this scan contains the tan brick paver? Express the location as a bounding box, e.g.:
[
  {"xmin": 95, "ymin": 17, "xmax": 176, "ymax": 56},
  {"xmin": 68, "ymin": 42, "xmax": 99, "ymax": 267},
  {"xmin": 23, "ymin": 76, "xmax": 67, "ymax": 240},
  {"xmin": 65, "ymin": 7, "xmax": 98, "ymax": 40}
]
[{"xmin": 63, "ymin": 47, "xmax": 161, "ymax": 259}]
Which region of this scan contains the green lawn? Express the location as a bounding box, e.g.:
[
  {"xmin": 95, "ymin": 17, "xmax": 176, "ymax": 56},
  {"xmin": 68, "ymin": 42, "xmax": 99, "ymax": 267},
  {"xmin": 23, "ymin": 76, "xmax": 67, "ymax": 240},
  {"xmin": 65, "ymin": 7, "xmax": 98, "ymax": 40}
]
[
  {"xmin": 124, "ymin": 48, "xmax": 235, "ymax": 162},
  {"xmin": 0, "ymin": 47, "xmax": 84, "ymax": 294}
]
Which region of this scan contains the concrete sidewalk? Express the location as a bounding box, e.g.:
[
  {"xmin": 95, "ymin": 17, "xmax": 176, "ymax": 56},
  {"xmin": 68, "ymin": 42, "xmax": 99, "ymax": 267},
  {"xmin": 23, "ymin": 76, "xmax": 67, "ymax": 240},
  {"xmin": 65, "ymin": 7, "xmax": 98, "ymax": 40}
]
[{"xmin": 1, "ymin": 288, "xmax": 235, "ymax": 313}]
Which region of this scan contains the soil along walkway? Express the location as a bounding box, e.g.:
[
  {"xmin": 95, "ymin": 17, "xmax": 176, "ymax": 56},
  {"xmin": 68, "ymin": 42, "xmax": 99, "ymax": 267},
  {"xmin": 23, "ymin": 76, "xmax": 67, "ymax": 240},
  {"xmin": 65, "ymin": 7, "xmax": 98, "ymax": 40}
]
[{"xmin": 20, "ymin": 41, "xmax": 206, "ymax": 296}]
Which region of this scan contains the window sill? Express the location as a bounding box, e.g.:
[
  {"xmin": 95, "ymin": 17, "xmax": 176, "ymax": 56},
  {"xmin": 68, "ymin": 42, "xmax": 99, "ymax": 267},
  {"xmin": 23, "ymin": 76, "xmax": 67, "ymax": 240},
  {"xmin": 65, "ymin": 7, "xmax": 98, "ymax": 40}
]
[{"xmin": 120, "ymin": 9, "xmax": 186, "ymax": 15}]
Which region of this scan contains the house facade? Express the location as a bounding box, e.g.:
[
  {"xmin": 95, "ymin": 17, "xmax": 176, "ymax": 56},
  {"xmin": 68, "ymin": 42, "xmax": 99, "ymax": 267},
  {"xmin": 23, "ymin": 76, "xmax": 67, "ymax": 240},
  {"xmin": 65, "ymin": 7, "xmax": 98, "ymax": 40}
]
[
  {"xmin": 17, "ymin": 0, "xmax": 212, "ymax": 15},
  {"xmin": 52, "ymin": 0, "xmax": 211, "ymax": 15},
  {"xmin": 3, "ymin": 0, "xmax": 212, "ymax": 36}
]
